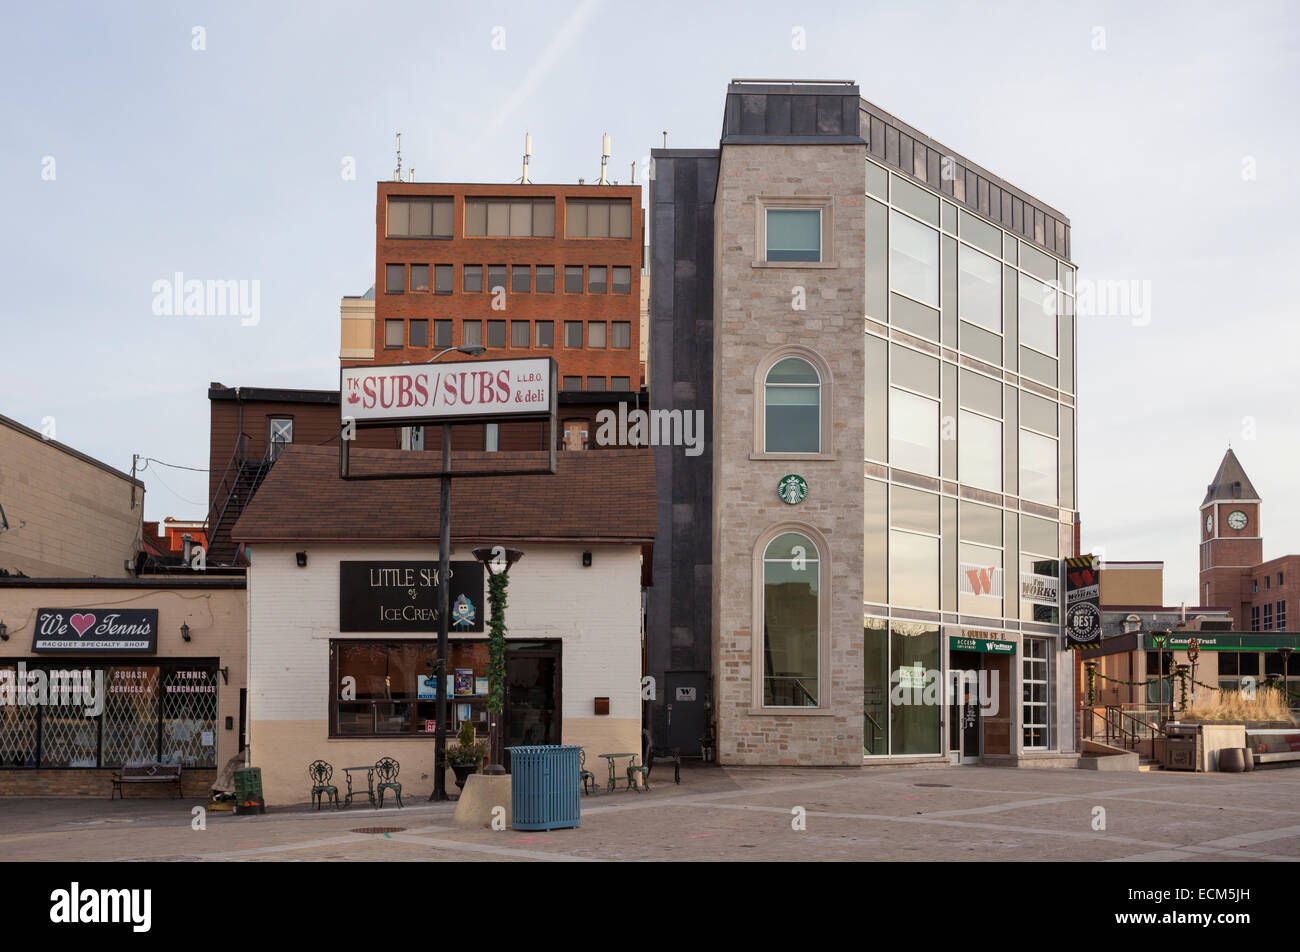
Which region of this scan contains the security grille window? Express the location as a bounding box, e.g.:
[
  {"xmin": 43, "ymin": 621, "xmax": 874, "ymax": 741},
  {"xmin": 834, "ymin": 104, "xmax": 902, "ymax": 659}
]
[
  {"xmin": 464, "ymin": 198, "xmax": 555, "ymax": 237},
  {"xmin": 511, "ymin": 321, "xmax": 529, "ymax": 347},
  {"xmin": 562, "ymin": 376, "xmax": 582, "ymax": 392},
  {"xmin": 434, "ymin": 264, "xmax": 453, "ymax": 295},
  {"xmin": 612, "ymin": 376, "xmax": 631, "ymax": 391},
  {"xmin": 386, "ymin": 197, "xmax": 453, "ymax": 238},
  {"xmin": 487, "ymin": 265, "xmax": 507, "ymax": 295},
  {"xmin": 463, "ymin": 265, "xmax": 483, "ymax": 292},
  {"xmin": 536, "ymin": 265, "xmax": 555, "ymax": 293},
  {"xmin": 889, "ymin": 211, "xmax": 939, "ymax": 307},
  {"xmin": 384, "ymin": 319, "xmax": 404, "ymax": 348},
  {"xmin": 1264, "ymin": 603, "xmax": 1273, "ymax": 631},
  {"xmin": 587, "ymin": 322, "xmax": 606, "ymax": 348},
  {"xmin": 409, "ymin": 319, "xmax": 428, "ymax": 348},
  {"xmin": 268, "ymin": 417, "xmax": 293, "ymax": 461},
  {"xmin": 410, "ymin": 264, "xmax": 430, "ymax": 292},
  {"xmin": 612, "ymin": 266, "xmax": 632, "ymax": 293},
  {"xmin": 764, "ymin": 357, "xmax": 821, "ymax": 453},
  {"xmin": 564, "ymin": 266, "xmax": 583, "ymax": 293},
  {"xmin": 611, "ymin": 322, "xmax": 631, "ymax": 348},
  {"xmin": 565, "ymin": 199, "xmax": 632, "ymax": 238},
  {"xmin": 588, "ymin": 266, "xmax": 607, "ymax": 294},
  {"xmin": 462, "ymin": 321, "xmax": 482, "ymax": 347},
  {"xmin": 564, "ymin": 321, "xmax": 583, "ymax": 348},
  {"xmin": 511, "ymin": 265, "xmax": 530, "ymax": 293},
  {"xmin": 487, "ymin": 320, "xmax": 506, "ymax": 348},
  {"xmin": 762, "ymin": 532, "xmax": 820, "ymax": 707},
  {"xmin": 765, "ymin": 208, "xmax": 821, "ymax": 262},
  {"xmin": 0, "ymin": 664, "xmax": 217, "ymax": 768},
  {"xmin": 586, "ymin": 377, "xmax": 605, "ymax": 391},
  {"xmin": 485, "ymin": 423, "xmax": 499, "ymax": 452},
  {"xmin": 535, "ymin": 321, "xmax": 554, "ymax": 347},
  {"xmin": 385, "ymin": 263, "xmax": 405, "ymax": 293},
  {"xmin": 434, "ymin": 320, "xmax": 452, "ymax": 348},
  {"xmin": 1022, "ymin": 638, "xmax": 1052, "ymax": 750}
]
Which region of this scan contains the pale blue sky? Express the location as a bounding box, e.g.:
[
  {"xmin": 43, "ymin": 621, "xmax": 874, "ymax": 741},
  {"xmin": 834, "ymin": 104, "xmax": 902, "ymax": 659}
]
[{"xmin": 2, "ymin": 1, "xmax": 1297, "ymax": 605}]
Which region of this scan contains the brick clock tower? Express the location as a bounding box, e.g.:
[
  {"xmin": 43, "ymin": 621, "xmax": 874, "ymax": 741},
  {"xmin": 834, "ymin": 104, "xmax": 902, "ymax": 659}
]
[{"xmin": 1199, "ymin": 448, "xmax": 1262, "ymax": 626}]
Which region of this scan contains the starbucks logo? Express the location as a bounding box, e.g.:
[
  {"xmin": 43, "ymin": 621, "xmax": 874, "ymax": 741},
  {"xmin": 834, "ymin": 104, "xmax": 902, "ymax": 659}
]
[{"xmin": 778, "ymin": 474, "xmax": 808, "ymax": 505}]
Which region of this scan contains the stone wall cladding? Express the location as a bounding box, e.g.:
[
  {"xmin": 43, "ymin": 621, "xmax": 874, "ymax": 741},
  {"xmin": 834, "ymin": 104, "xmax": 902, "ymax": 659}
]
[{"xmin": 712, "ymin": 143, "xmax": 866, "ymax": 766}]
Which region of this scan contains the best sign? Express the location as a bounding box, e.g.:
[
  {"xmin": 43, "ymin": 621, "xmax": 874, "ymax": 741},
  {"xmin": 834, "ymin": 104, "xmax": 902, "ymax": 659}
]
[{"xmin": 341, "ymin": 357, "xmax": 555, "ymax": 424}]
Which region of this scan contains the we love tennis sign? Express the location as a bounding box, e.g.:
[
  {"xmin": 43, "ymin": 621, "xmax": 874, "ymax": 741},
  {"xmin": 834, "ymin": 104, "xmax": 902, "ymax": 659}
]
[
  {"xmin": 33, "ymin": 609, "xmax": 159, "ymax": 653},
  {"xmin": 340, "ymin": 357, "xmax": 555, "ymax": 425}
]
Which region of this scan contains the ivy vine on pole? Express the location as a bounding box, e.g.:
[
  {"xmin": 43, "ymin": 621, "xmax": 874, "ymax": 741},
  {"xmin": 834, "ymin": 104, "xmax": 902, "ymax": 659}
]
[{"xmin": 487, "ymin": 570, "xmax": 508, "ymax": 715}]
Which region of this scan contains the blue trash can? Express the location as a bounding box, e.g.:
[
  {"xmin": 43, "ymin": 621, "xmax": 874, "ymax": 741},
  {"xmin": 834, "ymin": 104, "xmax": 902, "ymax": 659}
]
[{"xmin": 507, "ymin": 745, "xmax": 582, "ymax": 831}]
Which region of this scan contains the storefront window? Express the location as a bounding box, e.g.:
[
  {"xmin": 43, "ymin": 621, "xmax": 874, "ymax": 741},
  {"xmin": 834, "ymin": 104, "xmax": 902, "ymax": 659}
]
[
  {"xmin": 890, "ymin": 622, "xmax": 941, "ymax": 754},
  {"xmin": 1022, "ymin": 637, "xmax": 1054, "ymax": 749},
  {"xmin": 0, "ymin": 662, "xmax": 217, "ymax": 769},
  {"xmin": 331, "ymin": 640, "xmax": 490, "ymax": 737},
  {"xmin": 762, "ymin": 533, "xmax": 820, "ymax": 707}
]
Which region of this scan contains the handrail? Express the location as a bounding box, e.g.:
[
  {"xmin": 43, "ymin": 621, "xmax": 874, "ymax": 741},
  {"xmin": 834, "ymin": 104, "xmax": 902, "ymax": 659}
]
[
  {"xmin": 1089, "ymin": 705, "xmax": 1168, "ymax": 751},
  {"xmin": 864, "ymin": 711, "xmax": 884, "ymax": 755},
  {"xmin": 204, "ymin": 432, "xmax": 252, "ymax": 535}
]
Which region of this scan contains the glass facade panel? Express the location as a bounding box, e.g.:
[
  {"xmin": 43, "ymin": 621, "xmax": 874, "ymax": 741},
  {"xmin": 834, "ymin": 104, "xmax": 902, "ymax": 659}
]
[
  {"xmin": 865, "ymin": 199, "xmax": 889, "ymax": 321},
  {"xmin": 890, "ymin": 623, "xmax": 941, "ymax": 754},
  {"xmin": 763, "ymin": 534, "xmax": 820, "ymax": 706},
  {"xmin": 889, "ymin": 388, "xmax": 938, "ymax": 475},
  {"xmin": 891, "ymin": 175, "xmax": 939, "ymax": 225},
  {"xmin": 890, "ymin": 211, "xmax": 939, "ymax": 307},
  {"xmin": 864, "ymin": 480, "xmax": 887, "ymax": 604},
  {"xmin": 1020, "ymin": 392, "xmax": 1058, "ymax": 436},
  {"xmin": 958, "ymin": 210, "xmax": 1001, "ymax": 256},
  {"xmin": 890, "ymin": 530, "xmax": 938, "ymax": 610},
  {"xmin": 1019, "ymin": 273, "xmax": 1057, "ymax": 356},
  {"xmin": 863, "ymin": 618, "xmax": 889, "ymax": 754},
  {"xmin": 958, "ymin": 244, "xmax": 1001, "ymax": 332},
  {"xmin": 1060, "ymin": 406, "xmax": 1076, "ymax": 509},
  {"xmin": 1020, "ymin": 429, "xmax": 1058, "ymax": 505},
  {"xmin": 892, "ymin": 293, "xmax": 940, "ymax": 341},
  {"xmin": 864, "ymin": 334, "xmax": 888, "ymax": 461},
  {"xmin": 892, "ymin": 486, "xmax": 939, "ymax": 534},
  {"xmin": 891, "ymin": 345, "xmax": 939, "ymax": 396}
]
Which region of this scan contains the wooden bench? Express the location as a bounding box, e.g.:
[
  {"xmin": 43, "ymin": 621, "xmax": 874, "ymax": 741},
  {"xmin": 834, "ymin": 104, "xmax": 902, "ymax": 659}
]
[{"xmin": 111, "ymin": 762, "xmax": 183, "ymax": 799}]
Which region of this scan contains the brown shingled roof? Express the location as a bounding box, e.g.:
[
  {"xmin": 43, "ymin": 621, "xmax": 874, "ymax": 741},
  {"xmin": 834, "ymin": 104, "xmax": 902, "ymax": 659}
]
[{"xmin": 231, "ymin": 445, "xmax": 656, "ymax": 544}]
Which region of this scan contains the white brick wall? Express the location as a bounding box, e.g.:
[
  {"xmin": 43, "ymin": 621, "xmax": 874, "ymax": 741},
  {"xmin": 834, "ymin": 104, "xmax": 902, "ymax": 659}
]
[{"xmin": 246, "ymin": 542, "xmax": 643, "ymax": 726}]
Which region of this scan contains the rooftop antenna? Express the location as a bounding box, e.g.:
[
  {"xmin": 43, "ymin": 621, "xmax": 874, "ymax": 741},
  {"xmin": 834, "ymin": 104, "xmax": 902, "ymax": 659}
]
[
  {"xmin": 630, "ymin": 161, "xmax": 636, "ymax": 184},
  {"xmin": 599, "ymin": 133, "xmax": 611, "ymax": 185},
  {"xmin": 408, "ymin": 168, "xmax": 415, "ymax": 182},
  {"xmin": 662, "ymin": 131, "xmax": 667, "ymax": 148},
  {"xmin": 394, "ymin": 132, "xmax": 402, "ymax": 182},
  {"xmin": 522, "ymin": 132, "xmax": 532, "ymax": 185}
]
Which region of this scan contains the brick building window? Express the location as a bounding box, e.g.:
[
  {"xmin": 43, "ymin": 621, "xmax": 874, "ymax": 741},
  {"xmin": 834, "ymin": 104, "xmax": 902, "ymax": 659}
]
[
  {"xmin": 464, "ymin": 265, "xmax": 483, "ymax": 292},
  {"xmin": 587, "ymin": 322, "xmax": 606, "ymax": 348},
  {"xmin": 588, "ymin": 266, "xmax": 607, "ymax": 294},
  {"xmin": 764, "ymin": 357, "xmax": 821, "ymax": 453},
  {"xmin": 611, "ymin": 322, "xmax": 631, "ymax": 348},
  {"xmin": 586, "ymin": 377, "xmax": 605, "ymax": 391},
  {"xmin": 536, "ymin": 265, "xmax": 555, "ymax": 293},
  {"xmin": 562, "ymin": 377, "xmax": 582, "ymax": 392},
  {"xmin": 564, "ymin": 322, "xmax": 583, "ymax": 348},
  {"xmin": 487, "ymin": 320, "xmax": 506, "ymax": 348},
  {"xmin": 1264, "ymin": 603, "xmax": 1273, "ymax": 631},
  {"xmin": 611, "ymin": 377, "xmax": 631, "ymax": 391},
  {"xmin": 385, "ymin": 264, "xmax": 405, "ymax": 294},
  {"xmin": 462, "ymin": 321, "xmax": 482, "ymax": 347},
  {"xmin": 565, "ymin": 199, "xmax": 632, "ymax": 238},
  {"xmin": 536, "ymin": 321, "xmax": 554, "ymax": 348},
  {"xmin": 564, "ymin": 266, "xmax": 583, "ymax": 293},
  {"xmin": 765, "ymin": 208, "xmax": 822, "ymax": 263},
  {"xmin": 410, "ymin": 264, "xmax": 430, "ymax": 292},
  {"xmin": 1277, "ymin": 600, "xmax": 1287, "ymax": 630},
  {"xmin": 485, "ymin": 423, "xmax": 499, "ymax": 453},
  {"xmin": 434, "ymin": 264, "xmax": 453, "ymax": 295},
  {"xmin": 1251, "ymin": 605, "xmax": 1260, "ymax": 631},
  {"xmin": 386, "ymin": 197, "xmax": 452, "ymax": 238},
  {"xmin": 511, "ymin": 321, "xmax": 529, "ymax": 347},
  {"xmin": 761, "ymin": 531, "xmax": 821, "ymax": 707},
  {"xmin": 409, "ymin": 319, "xmax": 428, "ymax": 348},
  {"xmin": 612, "ymin": 266, "xmax": 632, "ymax": 294},
  {"xmin": 511, "ymin": 265, "xmax": 531, "ymax": 293},
  {"xmin": 465, "ymin": 198, "xmax": 555, "ymax": 237},
  {"xmin": 384, "ymin": 319, "xmax": 404, "ymax": 348},
  {"xmin": 487, "ymin": 265, "xmax": 507, "ymax": 295},
  {"xmin": 434, "ymin": 320, "xmax": 452, "ymax": 348}
]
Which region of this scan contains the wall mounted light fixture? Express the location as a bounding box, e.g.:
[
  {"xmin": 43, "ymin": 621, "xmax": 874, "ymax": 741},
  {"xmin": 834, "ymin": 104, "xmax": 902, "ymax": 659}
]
[
  {"xmin": 296, "ymin": 551, "xmax": 308, "ymax": 568},
  {"xmin": 0, "ymin": 621, "xmax": 7, "ymax": 642},
  {"xmin": 582, "ymin": 551, "xmax": 592, "ymax": 567},
  {"xmin": 180, "ymin": 622, "xmax": 191, "ymax": 642}
]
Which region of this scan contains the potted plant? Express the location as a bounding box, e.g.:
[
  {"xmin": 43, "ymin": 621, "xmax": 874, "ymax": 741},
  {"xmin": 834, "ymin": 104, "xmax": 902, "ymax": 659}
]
[{"xmin": 445, "ymin": 719, "xmax": 486, "ymax": 792}]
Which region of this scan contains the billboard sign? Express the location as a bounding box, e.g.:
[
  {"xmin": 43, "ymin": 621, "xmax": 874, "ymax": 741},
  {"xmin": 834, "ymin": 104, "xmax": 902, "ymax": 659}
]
[{"xmin": 340, "ymin": 357, "xmax": 555, "ymax": 426}]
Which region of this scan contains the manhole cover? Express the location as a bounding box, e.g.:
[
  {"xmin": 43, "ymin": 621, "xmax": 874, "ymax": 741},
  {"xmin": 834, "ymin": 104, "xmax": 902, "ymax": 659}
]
[
  {"xmin": 913, "ymin": 783, "xmax": 951, "ymax": 788},
  {"xmin": 351, "ymin": 827, "xmax": 406, "ymax": 834}
]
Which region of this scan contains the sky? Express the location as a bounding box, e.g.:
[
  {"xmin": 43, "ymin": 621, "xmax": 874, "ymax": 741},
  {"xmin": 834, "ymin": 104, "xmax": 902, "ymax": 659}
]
[{"xmin": 1, "ymin": 1, "xmax": 1297, "ymax": 606}]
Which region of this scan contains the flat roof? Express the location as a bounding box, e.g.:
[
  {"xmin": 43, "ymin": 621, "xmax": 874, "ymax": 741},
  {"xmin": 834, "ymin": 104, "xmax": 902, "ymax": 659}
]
[{"xmin": 0, "ymin": 413, "xmax": 144, "ymax": 490}]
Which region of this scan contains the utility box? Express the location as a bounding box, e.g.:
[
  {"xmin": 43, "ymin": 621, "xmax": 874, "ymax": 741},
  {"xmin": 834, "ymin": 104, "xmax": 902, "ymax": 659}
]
[{"xmin": 507, "ymin": 745, "xmax": 581, "ymax": 831}]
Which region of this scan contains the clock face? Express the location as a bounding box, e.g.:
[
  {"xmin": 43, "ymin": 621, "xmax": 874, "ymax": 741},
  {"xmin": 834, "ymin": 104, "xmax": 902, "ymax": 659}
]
[
  {"xmin": 1228, "ymin": 510, "xmax": 1248, "ymax": 531},
  {"xmin": 1206, "ymin": 514, "xmax": 1213, "ymax": 534}
]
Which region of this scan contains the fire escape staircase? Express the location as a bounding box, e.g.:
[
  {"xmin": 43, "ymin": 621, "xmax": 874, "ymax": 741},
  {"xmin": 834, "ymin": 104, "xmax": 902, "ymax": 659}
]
[{"xmin": 204, "ymin": 433, "xmax": 276, "ymax": 566}]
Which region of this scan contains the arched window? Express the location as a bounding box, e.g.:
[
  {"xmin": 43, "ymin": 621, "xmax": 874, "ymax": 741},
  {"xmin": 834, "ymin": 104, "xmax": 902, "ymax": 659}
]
[
  {"xmin": 762, "ymin": 532, "xmax": 820, "ymax": 707},
  {"xmin": 764, "ymin": 358, "xmax": 821, "ymax": 453}
]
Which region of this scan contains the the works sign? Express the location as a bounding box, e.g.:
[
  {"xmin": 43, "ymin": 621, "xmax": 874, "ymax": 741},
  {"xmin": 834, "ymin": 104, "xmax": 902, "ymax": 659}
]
[
  {"xmin": 340, "ymin": 357, "xmax": 555, "ymax": 425},
  {"xmin": 339, "ymin": 561, "xmax": 484, "ymax": 633}
]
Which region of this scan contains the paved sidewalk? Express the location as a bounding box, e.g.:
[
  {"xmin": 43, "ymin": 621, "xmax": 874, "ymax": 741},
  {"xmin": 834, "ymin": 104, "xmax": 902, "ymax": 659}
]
[{"xmin": 2, "ymin": 763, "xmax": 1299, "ymax": 862}]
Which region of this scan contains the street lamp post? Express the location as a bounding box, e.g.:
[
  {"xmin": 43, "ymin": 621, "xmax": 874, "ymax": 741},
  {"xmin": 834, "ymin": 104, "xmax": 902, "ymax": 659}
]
[
  {"xmin": 472, "ymin": 545, "xmax": 523, "ymax": 775},
  {"xmin": 426, "ymin": 344, "xmax": 486, "ymax": 802}
]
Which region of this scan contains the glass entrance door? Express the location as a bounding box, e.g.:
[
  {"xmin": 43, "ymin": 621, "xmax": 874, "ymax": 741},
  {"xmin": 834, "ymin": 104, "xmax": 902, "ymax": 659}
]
[
  {"xmin": 948, "ymin": 651, "xmax": 982, "ymax": 763},
  {"xmin": 502, "ymin": 642, "xmax": 561, "ymax": 770}
]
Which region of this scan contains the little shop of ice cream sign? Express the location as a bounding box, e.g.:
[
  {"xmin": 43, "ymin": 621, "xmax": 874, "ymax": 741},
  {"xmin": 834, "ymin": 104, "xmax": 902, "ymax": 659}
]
[
  {"xmin": 340, "ymin": 357, "xmax": 555, "ymax": 425},
  {"xmin": 33, "ymin": 609, "xmax": 159, "ymax": 653}
]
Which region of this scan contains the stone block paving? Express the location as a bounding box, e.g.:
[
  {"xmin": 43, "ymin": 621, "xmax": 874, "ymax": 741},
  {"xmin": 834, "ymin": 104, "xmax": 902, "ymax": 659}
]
[{"xmin": 2, "ymin": 763, "xmax": 1299, "ymax": 862}]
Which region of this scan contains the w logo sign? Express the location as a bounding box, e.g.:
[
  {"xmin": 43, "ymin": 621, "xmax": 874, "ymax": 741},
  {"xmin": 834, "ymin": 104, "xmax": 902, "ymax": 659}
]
[{"xmin": 961, "ymin": 564, "xmax": 1002, "ymax": 596}]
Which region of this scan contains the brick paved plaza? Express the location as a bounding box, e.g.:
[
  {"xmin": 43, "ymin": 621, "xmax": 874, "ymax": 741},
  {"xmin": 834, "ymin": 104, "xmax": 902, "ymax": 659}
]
[{"xmin": 2, "ymin": 763, "xmax": 1298, "ymax": 863}]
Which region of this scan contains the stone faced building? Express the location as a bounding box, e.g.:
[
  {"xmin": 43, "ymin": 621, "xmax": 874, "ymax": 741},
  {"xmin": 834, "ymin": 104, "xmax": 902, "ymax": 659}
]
[{"xmin": 652, "ymin": 80, "xmax": 1079, "ymax": 766}]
